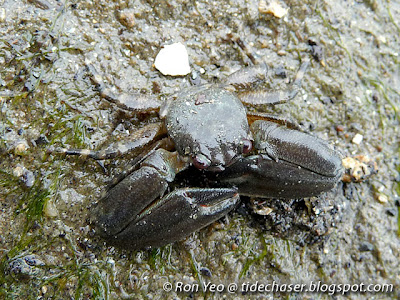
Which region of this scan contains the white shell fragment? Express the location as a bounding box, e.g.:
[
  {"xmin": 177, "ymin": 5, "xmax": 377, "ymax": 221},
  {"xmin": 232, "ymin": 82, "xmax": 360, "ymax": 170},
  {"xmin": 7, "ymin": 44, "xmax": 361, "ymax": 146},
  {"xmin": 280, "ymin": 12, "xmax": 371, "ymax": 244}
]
[
  {"xmin": 43, "ymin": 199, "xmax": 58, "ymax": 217},
  {"xmin": 154, "ymin": 42, "xmax": 191, "ymax": 76},
  {"xmin": 352, "ymin": 133, "xmax": 363, "ymax": 145},
  {"xmin": 259, "ymin": 0, "xmax": 289, "ymax": 18}
]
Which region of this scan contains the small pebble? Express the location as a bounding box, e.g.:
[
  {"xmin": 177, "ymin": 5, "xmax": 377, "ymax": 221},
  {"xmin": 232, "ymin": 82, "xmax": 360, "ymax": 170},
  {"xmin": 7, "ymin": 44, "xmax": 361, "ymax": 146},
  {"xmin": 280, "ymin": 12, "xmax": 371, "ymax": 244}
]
[
  {"xmin": 259, "ymin": 0, "xmax": 289, "ymax": 18},
  {"xmin": 377, "ymin": 35, "xmax": 387, "ymax": 44},
  {"xmin": 377, "ymin": 194, "xmax": 388, "ymax": 204},
  {"xmin": 23, "ymin": 170, "xmax": 35, "ymax": 187},
  {"xmin": 117, "ymin": 9, "xmax": 135, "ymax": 28},
  {"xmin": 274, "ymin": 66, "xmax": 287, "ymax": 78},
  {"xmin": 14, "ymin": 140, "xmax": 29, "ymax": 155},
  {"xmin": 41, "ymin": 286, "xmax": 48, "ymax": 294},
  {"xmin": 308, "ymin": 40, "xmax": 325, "ymax": 64},
  {"xmin": 254, "ymin": 206, "xmax": 273, "ymax": 216},
  {"xmin": 386, "ymin": 208, "xmax": 396, "ymax": 217},
  {"xmin": 335, "ymin": 125, "xmax": 344, "ymax": 132},
  {"xmin": 154, "ymin": 42, "xmax": 191, "ymax": 76},
  {"xmin": 34, "ymin": 135, "xmax": 49, "ymax": 146},
  {"xmin": 352, "ymin": 133, "xmax": 363, "ymax": 145},
  {"xmin": 359, "ymin": 242, "xmax": 374, "ymax": 252},
  {"xmin": 13, "ymin": 165, "xmax": 35, "ymax": 187},
  {"xmin": 342, "ymin": 155, "xmax": 377, "ymax": 183},
  {"xmin": 13, "ymin": 166, "xmax": 24, "ymax": 177},
  {"xmin": 0, "ymin": 8, "xmax": 6, "ymax": 22},
  {"xmin": 199, "ymin": 267, "xmax": 212, "ymax": 277}
]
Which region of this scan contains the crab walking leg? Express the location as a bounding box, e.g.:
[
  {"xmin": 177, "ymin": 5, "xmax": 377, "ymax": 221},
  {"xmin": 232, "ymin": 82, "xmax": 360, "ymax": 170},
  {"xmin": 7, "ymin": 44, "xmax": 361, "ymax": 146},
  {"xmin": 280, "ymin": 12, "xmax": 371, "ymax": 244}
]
[
  {"xmin": 237, "ymin": 60, "xmax": 309, "ymax": 106},
  {"xmin": 87, "ymin": 65, "xmax": 162, "ymax": 112},
  {"xmin": 52, "ymin": 122, "xmax": 166, "ymax": 160},
  {"xmin": 222, "ymin": 63, "xmax": 269, "ymax": 89},
  {"xmin": 92, "ymin": 148, "xmax": 239, "ymax": 249},
  {"xmin": 219, "ymin": 120, "xmax": 343, "ymax": 199},
  {"xmin": 247, "ymin": 112, "xmax": 302, "ymax": 131}
]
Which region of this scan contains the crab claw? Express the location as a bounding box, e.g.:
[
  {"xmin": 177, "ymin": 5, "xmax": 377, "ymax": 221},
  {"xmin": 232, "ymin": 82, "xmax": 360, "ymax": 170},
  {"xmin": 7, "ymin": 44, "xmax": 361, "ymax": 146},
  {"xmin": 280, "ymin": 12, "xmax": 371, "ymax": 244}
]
[
  {"xmin": 91, "ymin": 148, "xmax": 240, "ymax": 249},
  {"xmin": 105, "ymin": 188, "xmax": 239, "ymax": 249},
  {"xmin": 218, "ymin": 120, "xmax": 344, "ymax": 199}
]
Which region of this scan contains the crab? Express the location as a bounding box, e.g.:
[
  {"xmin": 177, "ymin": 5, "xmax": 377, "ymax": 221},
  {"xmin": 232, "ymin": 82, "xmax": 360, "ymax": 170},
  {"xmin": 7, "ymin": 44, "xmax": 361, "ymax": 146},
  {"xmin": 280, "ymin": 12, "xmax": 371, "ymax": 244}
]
[{"xmin": 58, "ymin": 59, "xmax": 344, "ymax": 250}]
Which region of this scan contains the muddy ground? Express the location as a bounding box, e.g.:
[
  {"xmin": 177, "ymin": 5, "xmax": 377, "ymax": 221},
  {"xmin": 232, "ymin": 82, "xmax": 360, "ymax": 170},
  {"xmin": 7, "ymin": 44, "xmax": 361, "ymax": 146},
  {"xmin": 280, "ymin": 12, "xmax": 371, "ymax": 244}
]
[{"xmin": 0, "ymin": 0, "xmax": 399, "ymax": 299}]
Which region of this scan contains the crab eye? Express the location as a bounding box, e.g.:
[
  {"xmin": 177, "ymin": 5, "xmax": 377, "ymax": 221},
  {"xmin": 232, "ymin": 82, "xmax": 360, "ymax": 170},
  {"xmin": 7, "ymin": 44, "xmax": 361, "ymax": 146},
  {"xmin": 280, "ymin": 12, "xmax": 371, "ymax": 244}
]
[
  {"xmin": 241, "ymin": 139, "xmax": 253, "ymax": 154},
  {"xmin": 192, "ymin": 154, "xmax": 211, "ymax": 170}
]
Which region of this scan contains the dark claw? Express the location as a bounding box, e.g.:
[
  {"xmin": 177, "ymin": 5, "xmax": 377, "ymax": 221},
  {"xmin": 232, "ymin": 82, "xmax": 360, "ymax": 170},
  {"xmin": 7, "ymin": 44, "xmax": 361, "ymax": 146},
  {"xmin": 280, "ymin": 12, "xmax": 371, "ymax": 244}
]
[
  {"xmin": 251, "ymin": 120, "xmax": 342, "ymax": 178},
  {"xmin": 219, "ymin": 154, "xmax": 343, "ymax": 199},
  {"xmin": 104, "ymin": 188, "xmax": 240, "ymax": 249}
]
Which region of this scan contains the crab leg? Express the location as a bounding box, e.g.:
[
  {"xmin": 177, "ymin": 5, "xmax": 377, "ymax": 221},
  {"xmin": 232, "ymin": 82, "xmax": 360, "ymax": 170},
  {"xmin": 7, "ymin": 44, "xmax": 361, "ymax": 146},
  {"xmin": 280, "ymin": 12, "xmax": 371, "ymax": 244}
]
[
  {"xmin": 223, "ymin": 63, "xmax": 269, "ymax": 89},
  {"xmin": 236, "ymin": 60, "xmax": 309, "ymax": 106},
  {"xmin": 52, "ymin": 122, "xmax": 166, "ymax": 160},
  {"xmin": 247, "ymin": 112, "xmax": 302, "ymax": 130},
  {"xmin": 87, "ymin": 64, "xmax": 162, "ymax": 112}
]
